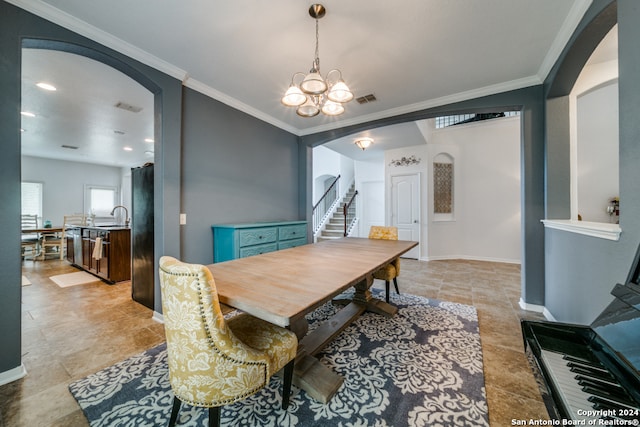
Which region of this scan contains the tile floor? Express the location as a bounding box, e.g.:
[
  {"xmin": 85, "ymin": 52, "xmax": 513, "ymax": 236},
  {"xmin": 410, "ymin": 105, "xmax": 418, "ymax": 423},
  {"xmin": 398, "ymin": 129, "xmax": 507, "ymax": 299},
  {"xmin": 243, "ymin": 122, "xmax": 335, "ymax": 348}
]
[{"xmin": 2, "ymin": 257, "xmax": 548, "ymax": 426}]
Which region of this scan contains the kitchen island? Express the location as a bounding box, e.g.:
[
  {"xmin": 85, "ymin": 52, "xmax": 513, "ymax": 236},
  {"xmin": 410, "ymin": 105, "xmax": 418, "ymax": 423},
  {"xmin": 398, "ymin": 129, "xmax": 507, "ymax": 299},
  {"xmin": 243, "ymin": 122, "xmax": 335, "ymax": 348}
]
[{"xmin": 65, "ymin": 225, "xmax": 131, "ymax": 283}]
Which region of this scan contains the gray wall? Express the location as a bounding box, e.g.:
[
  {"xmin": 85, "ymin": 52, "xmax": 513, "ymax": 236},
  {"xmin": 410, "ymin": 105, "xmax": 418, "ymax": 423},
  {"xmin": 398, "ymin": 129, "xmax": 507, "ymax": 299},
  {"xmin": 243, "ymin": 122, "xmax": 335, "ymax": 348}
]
[
  {"xmin": 21, "ymin": 156, "xmax": 123, "ymax": 223},
  {"xmin": 543, "ymin": 0, "xmax": 640, "ymax": 324},
  {"xmin": 1, "ymin": 0, "xmax": 182, "ymax": 378},
  {"xmin": 180, "ymin": 88, "xmax": 301, "ymax": 265},
  {"xmin": 1, "ymin": 1, "xmax": 299, "ymax": 381}
]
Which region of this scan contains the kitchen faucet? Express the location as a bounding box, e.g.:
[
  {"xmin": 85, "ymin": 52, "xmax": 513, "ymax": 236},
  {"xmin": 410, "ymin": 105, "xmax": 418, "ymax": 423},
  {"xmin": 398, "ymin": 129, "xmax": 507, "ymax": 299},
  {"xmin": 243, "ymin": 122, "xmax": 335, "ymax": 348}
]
[{"xmin": 110, "ymin": 205, "xmax": 130, "ymax": 227}]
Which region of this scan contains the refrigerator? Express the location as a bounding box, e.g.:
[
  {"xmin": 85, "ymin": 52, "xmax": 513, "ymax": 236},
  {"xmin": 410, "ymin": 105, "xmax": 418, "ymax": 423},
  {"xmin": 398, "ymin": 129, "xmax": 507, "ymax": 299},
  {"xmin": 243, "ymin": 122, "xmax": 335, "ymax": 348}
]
[{"xmin": 131, "ymin": 163, "xmax": 154, "ymax": 309}]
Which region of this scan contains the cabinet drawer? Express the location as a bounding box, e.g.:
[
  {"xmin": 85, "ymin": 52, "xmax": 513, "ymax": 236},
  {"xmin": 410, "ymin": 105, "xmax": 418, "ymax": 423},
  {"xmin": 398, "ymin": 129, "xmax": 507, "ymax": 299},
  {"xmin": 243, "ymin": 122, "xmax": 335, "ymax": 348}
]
[
  {"xmin": 278, "ymin": 224, "xmax": 306, "ymax": 241},
  {"xmin": 239, "ymin": 227, "xmax": 277, "ymax": 247},
  {"xmin": 278, "ymin": 238, "xmax": 307, "ymax": 251},
  {"xmin": 240, "ymin": 242, "xmax": 278, "ymax": 258}
]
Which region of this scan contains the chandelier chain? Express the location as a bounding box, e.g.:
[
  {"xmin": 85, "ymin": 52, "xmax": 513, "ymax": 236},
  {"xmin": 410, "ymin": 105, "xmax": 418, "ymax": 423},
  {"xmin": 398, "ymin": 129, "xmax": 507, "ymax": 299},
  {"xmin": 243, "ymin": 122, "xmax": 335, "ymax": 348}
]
[{"xmin": 314, "ymin": 17, "xmax": 320, "ymax": 72}]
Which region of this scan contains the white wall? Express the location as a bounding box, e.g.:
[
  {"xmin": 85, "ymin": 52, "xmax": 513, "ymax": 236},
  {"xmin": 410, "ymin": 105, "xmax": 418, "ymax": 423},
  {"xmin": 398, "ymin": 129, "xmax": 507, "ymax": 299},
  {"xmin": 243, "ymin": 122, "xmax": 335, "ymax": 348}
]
[
  {"xmin": 354, "ymin": 159, "xmax": 385, "ymax": 237},
  {"xmin": 427, "ymin": 117, "xmax": 521, "ymax": 263},
  {"xmin": 314, "ymin": 116, "xmax": 521, "ymax": 264},
  {"xmin": 21, "ymin": 156, "xmax": 124, "ymax": 224},
  {"xmin": 570, "ymin": 59, "xmax": 619, "ymax": 223},
  {"xmin": 312, "ymin": 146, "xmax": 354, "ymax": 203}
]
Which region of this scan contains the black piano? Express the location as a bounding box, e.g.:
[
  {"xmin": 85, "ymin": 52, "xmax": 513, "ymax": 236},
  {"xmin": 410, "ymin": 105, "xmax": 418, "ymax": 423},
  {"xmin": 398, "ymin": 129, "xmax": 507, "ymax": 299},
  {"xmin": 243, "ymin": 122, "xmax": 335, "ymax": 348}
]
[{"xmin": 522, "ymin": 244, "xmax": 640, "ymax": 423}]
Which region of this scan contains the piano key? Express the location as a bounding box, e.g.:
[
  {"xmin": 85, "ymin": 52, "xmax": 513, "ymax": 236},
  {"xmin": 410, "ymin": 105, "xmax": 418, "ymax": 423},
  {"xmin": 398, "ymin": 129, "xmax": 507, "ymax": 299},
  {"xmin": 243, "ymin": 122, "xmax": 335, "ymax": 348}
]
[
  {"xmin": 569, "ymin": 365, "xmax": 616, "ymax": 382},
  {"xmin": 541, "ymin": 350, "xmax": 601, "ymax": 422}
]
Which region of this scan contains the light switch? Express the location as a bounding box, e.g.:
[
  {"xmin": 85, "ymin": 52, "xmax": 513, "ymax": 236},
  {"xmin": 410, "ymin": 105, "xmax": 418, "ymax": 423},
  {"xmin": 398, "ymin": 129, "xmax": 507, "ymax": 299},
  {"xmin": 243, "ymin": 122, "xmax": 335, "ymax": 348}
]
[{"xmin": 179, "ymin": 213, "xmax": 186, "ymax": 225}]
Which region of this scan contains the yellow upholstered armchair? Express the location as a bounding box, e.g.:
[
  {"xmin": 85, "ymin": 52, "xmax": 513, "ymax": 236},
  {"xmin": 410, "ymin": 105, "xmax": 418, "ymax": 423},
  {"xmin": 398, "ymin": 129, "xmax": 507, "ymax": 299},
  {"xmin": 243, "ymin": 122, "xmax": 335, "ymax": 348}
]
[
  {"xmin": 159, "ymin": 256, "xmax": 298, "ymax": 427},
  {"xmin": 369, "ymin": 226, "xmax": 401, "ymax": 303}
]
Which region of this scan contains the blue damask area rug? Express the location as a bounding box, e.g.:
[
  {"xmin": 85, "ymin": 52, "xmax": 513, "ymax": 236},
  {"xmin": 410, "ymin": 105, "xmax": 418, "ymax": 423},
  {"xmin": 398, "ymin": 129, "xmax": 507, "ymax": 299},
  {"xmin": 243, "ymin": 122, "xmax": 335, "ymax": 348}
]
[{"xmin": 69, "ymin": 291, "xmax": 489, "ymax": 426}]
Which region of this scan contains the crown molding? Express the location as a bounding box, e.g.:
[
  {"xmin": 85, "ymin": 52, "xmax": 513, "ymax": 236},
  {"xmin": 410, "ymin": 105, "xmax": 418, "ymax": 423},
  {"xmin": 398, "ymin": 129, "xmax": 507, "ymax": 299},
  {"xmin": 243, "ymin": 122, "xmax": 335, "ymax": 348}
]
[
  {"xmin": 183, "ymin": 78, "xmax": 299, "ymax": 135},
  {"xmin": 537, "ymin": 0, "xmax": 593, "ymax": 81},
  {"xmin": 7, "ymin": 0, "xmax": 188, "ymax": 81},
  {"xmin": 298, "ymin": 74, "xmax": 542, "ymax": 136}
]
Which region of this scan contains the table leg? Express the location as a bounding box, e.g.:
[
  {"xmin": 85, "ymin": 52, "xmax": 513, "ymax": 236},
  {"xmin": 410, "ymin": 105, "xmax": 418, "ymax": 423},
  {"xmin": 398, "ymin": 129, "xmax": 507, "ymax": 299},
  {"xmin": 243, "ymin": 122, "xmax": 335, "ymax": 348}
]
[{"xmin": 334, "ymin": 274, "xmax": 398, "ymax": 317}]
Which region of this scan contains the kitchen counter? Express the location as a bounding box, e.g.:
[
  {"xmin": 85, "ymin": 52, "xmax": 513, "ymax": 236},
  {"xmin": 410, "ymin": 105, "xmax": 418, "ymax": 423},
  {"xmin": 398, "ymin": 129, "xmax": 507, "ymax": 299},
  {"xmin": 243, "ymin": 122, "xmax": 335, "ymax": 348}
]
[{"xmin": 65, "ymin": 225, "xmax": 131, "ymax": 283}]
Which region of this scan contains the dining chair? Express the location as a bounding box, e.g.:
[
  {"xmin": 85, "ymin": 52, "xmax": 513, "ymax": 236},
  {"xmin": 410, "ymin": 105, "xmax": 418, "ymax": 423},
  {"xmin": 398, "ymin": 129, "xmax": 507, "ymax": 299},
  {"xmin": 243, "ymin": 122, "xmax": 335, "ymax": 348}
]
[
  {"xmin": 368, "ymin": 225, "xmax": 401, "ymax": 303},
  {"xmin": 159, "ymin": 256, "xmax": 298, "ymax": 427},
  {"xmin": 21, "ymin": 214, "xmax": 40, "ymax": 260},
  {"xmin": 40, "ymin": 214, "xmax": 87, "ymax": 260}
]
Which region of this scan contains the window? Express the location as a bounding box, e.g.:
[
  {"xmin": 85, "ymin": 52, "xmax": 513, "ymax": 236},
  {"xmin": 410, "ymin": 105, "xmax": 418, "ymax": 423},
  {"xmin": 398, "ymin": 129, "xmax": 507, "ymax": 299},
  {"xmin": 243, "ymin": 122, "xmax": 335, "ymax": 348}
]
[
  {"xmin": 85, "ymin": 185, "xmax": 118, "ymax": 217},
  {"xmin": 433, "ymin": 163, "xmax": 453, "ymax": 214},
  {"xmin": 433, "ymin": 153, "xmax": 455, "ymax": 221},
  {"xmin": 435, "ymin": 112, "xmax": 520, "ymax": 129},
  {"xmin": 21, "ymin": 181, "xmax": 43, "ymax": 219}
]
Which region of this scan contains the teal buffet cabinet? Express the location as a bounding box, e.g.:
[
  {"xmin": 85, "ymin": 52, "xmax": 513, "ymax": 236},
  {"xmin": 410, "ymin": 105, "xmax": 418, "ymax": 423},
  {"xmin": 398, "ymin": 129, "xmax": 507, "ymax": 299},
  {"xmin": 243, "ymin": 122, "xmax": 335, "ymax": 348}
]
[{"xmin": 212, "ymin": 221, "xmax": 308, "ymax": 263}]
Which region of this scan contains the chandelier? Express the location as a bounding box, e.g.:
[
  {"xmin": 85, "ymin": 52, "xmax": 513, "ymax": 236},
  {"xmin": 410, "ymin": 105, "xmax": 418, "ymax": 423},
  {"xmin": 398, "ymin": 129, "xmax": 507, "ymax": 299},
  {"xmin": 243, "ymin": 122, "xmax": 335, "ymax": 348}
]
[{"xmin": 281, "ymin": 4, "xmax": 353, "ymax": 117}]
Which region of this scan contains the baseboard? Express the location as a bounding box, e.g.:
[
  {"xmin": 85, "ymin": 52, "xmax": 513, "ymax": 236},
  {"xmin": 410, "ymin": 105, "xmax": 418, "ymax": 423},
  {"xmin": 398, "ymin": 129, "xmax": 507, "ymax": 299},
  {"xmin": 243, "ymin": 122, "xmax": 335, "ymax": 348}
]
[
  {"xmin": 0, "ymin": 363, "xmax": 27, "ymax": 387},
  {"xmin": 542, "ymin": 308, "xmax": 557, "ymax": 322},
  {"xmin": 152, "ymin": 311, "xmax": 164, "ymax": 324},
  {"xmin": 420, "ymin": 254, "xmax": 521, "ymax": 264}
]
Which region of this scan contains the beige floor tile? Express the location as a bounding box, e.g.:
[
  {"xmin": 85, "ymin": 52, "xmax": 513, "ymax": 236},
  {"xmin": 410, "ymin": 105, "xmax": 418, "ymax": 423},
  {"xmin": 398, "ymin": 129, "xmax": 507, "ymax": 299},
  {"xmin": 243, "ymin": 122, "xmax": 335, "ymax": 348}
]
[{"xmin": 1, "ymin": 258, "xmax": 548, "ymax": 426}]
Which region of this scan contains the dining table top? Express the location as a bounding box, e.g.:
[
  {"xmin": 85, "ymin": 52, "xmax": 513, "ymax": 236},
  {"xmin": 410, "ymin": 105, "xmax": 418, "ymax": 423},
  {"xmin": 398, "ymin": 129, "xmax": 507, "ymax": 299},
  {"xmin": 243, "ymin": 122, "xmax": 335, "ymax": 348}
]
[
  {"xmin": 207, "ymin": 237, "xmax": 418, "ymax": 328},
  {"xmin": 21, "ymin": 226, "xmax": 63, "ymax": 233}
]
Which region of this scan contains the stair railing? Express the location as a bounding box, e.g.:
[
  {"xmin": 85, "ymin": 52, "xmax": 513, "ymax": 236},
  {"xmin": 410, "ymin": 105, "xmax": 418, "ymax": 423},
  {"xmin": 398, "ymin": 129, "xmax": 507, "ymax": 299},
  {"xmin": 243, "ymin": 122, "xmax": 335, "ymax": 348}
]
[
  {"xmin": 343, "ymin": 190, "xmax": 358, "ymax": 236},
  {"xmin": 312, "ymin": 174, "xmax": 340, "ymax": 234}
]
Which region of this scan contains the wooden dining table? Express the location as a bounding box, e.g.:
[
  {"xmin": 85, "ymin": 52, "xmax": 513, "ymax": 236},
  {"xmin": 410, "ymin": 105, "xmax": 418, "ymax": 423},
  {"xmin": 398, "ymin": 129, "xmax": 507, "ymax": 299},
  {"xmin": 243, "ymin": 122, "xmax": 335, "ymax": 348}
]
[
  {"xmin": 207, "ymin": 236, "xmax": 418, "ymax": 403},
  {"xmin": 21, "ymin": 226, "xmax": 63, "ymax": 234}
]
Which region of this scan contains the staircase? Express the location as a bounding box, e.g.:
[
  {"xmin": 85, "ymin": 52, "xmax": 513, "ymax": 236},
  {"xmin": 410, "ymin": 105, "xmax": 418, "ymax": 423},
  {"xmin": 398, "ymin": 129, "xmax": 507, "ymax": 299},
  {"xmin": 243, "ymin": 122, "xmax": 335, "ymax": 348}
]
[{"xmin": 317, "ymin": 184, "xmax": 357, "ymax": 242}]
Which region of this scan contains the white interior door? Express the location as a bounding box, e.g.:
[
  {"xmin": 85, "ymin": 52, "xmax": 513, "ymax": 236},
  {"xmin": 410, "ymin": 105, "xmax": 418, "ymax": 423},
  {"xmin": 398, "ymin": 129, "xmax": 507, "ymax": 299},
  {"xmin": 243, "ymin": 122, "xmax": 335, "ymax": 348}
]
[{"xmin": 391, "ymin": 173, "xmax": 420, "ymax": 259}]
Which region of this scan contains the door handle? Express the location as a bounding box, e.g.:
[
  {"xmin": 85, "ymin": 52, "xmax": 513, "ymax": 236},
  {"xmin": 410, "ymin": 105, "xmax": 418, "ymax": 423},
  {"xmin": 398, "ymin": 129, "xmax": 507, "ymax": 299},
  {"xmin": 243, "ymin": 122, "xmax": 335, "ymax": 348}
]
[{"xmin": 413, "ymin": 220, "xmax": 419, "ymax": 224}]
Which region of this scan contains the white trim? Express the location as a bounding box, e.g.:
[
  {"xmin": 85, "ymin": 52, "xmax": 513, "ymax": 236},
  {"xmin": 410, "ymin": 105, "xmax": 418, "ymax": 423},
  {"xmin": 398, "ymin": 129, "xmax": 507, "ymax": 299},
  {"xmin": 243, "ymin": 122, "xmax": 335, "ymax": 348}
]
[
  {"xmin": 517, "ymin": 299, "xmax": 557, "ymax": 321},
  {"xmin": 542, "ymin": 308, "xmax": 557, "ymax": 322},
  {"xmin": 0, "ymin": 364, "xmax": 27, "ymax": 387},
  {"xmin": 5, "ymin": 0, "xmax": 187, "ymax": 81},
  {"xmin": 519, "ymin": 298, "xmax": 544, "ymax": 313},
  {"xmin": 184, "ymin": 78, "xmax": 299, "ymax": 135},
  {"xmin": 152, "ymin": 311, "xmax": 164, "ymax": 324},
  {"xmin": 536, "ymin": 0, "xmax": 593, "ymax": 81},
  {"xmin": 7, "ymin": 0, "xmax": 592, "ymax": 138},
  {"xmin": 541, "ymin": 219, "xmax": 621, "ymax": 241},
  {"xmin": 298, "ymin": 76, "xmax": 541, "ymax": 136},
  {"xmin": 423, "ymin": 254, "xmax": 521, "ymax": 265}
]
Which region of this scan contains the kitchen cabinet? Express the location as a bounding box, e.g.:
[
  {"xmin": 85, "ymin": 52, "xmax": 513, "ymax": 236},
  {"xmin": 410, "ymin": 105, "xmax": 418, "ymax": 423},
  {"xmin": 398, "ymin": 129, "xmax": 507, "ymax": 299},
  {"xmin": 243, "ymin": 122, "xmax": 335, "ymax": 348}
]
[
  {"xmin": 211, "ymin": 221, "xmax": 307, "ymax": 263},
  {"xmin": 68, "ymin": 226, "xmax": 131, "ymax": 283}
]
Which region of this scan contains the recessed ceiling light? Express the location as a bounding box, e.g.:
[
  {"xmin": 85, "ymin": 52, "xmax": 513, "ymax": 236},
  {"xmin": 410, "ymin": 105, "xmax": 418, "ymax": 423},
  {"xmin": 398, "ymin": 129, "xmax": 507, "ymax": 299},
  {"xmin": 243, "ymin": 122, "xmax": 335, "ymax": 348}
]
[
  {"xmin": 36, "ymin": 82, "xmax": 57, "ymax": 91},
  {"xmin": 144, "ymin": 138, "xmax": 154, "ymax": 143},
  {"xmin": 123, "ymin": 146, "xmax": 133, "ymax": 151},
  {"xmin": 21, "ymin": 111, "xmax": 36, "ymax": 117}
]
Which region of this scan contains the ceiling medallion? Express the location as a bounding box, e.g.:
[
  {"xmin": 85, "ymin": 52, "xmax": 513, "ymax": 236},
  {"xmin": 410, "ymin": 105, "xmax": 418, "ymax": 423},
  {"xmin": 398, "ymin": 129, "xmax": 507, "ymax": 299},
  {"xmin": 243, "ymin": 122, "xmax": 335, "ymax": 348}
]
[{"xmin": 281, "ymin": 4, "xmax": 353, "ymax": 117}]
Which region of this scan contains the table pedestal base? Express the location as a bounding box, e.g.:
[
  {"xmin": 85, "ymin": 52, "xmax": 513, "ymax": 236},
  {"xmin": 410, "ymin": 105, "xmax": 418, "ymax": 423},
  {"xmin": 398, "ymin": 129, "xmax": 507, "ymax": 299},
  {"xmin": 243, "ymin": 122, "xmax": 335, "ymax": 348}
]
[{"xmin": 289, "ymin": 274, "xmax": 397, "ymax": 402}]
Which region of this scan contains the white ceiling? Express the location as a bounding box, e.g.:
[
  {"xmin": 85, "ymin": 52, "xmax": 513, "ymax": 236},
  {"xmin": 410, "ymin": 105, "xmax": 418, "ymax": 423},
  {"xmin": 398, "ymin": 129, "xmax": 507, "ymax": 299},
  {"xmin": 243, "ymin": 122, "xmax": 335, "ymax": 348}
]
[{"xmin": 13, "ymin": 0, "xmax": 594, "ymax": 167}]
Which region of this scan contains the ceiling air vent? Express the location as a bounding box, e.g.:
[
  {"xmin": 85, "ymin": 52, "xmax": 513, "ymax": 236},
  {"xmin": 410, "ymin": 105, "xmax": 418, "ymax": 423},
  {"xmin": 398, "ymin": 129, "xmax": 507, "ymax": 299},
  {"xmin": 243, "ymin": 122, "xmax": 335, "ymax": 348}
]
[
  {"xmin": 356, "ymin": 94, "xmax": 377, "ymax": 104},
  {"xmin": 61, "ymin": 145, "xmax": 78, "ymax": 150},
  {"xmin": 114, "ymin": 101, "xmax": 143, "ymax": 113}
]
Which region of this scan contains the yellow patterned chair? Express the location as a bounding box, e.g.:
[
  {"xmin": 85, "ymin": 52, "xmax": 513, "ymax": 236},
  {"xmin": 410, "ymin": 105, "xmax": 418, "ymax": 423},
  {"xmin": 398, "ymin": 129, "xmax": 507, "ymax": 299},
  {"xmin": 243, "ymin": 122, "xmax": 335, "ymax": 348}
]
[
  {"xmin": 159, "ymin": 256, "xmax": 298, "ymax": 427},
  {"xmin": 369, "ymin": 226, "xmax": 401, "ymax": 303}
]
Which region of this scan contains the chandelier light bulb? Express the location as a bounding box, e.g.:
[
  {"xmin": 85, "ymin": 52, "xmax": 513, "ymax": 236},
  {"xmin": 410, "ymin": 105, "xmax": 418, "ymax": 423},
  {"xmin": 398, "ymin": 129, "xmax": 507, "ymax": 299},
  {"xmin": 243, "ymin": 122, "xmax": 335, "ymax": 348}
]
[
  {"xmin": 322, "ymin": 100, "xmax": 345, "ymax": 116},
  {"xmin": 282, "ymin": 84, "xmax": 306, "ymax": 106},
  {"xmin": 300, "ymin": 71, "xmax": 327, "ymax": 95},
  {"xmin": 327, "ymin": 80, "xmax": 353, "ymax": 103},
  {"xmin": 297, "ymin": 97, "xmax": 320, "ymax": 117}
]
